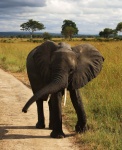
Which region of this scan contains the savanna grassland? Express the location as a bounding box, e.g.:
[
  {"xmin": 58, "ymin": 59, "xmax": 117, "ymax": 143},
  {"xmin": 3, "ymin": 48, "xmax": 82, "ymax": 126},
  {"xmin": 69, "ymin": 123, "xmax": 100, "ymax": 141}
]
[{"xmin": 0, "ymin": 38, "xmax": 122, "ymax": 150}]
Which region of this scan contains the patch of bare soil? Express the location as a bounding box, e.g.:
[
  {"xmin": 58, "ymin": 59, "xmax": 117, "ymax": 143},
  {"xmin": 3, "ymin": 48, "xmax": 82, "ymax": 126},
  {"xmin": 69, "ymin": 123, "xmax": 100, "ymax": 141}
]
[{"xmin": 0, "ymin": 69, "xmax": 79, "ymax": 150}]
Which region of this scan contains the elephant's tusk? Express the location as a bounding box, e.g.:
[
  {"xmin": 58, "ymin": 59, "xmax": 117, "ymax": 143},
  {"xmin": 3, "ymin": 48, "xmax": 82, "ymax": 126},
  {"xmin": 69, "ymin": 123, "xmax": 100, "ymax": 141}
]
[
  {"xmin": 64, "ymin": 88, "xmax": 67, "ymax": 106},
  {"xmin": 46, "ymin": 89, "xmax": 67, "ymax": 106},
  {"xmin": 47, "ymin": 94, "xmax": 51, "ymax": 102}
]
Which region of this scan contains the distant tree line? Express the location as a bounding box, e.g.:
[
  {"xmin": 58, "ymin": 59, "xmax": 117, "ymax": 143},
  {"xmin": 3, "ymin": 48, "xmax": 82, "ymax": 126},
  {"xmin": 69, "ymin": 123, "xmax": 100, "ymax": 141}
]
[
  {"xmin": 1, "ymin": 19, "xmax": 122, "ymax": 40},
  {"xmin": 20, "ymin": 19, "xmax": 122, "ymax": 40}
]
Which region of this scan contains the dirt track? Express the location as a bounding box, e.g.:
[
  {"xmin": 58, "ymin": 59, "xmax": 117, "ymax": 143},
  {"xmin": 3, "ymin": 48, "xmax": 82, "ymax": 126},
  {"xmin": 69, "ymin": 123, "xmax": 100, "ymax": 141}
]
[{"xmin": 0, "ymin": 68, "xmax": 79, "ymax": 150}]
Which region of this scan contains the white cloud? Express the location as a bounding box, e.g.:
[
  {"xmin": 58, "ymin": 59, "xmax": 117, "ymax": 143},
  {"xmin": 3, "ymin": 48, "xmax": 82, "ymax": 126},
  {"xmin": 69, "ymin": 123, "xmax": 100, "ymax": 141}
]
[{"xmin": 0, "ymin": 0, "xmax": 122, "ymax": 34}]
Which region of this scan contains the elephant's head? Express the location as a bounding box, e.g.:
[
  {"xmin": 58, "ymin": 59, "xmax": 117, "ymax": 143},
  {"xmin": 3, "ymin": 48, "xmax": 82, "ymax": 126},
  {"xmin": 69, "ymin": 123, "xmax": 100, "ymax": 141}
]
[{"xmin": 22, "ymin": 41, "xmax": 104, "ymax": 112}]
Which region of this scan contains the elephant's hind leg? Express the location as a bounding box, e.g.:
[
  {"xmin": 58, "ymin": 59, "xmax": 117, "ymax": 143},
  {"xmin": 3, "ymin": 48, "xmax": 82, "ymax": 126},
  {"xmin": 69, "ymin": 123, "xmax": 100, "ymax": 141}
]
[{"xmin": 69, "ymin": 89, "xmax": 87, "ymax": 133}]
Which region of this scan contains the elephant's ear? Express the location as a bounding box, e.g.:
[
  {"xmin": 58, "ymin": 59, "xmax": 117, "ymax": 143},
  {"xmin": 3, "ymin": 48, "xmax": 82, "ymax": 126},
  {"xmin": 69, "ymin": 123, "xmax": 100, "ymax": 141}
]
[{"xmin": 71, "ymin": 44, "xmax": 104, "ymax": 89}]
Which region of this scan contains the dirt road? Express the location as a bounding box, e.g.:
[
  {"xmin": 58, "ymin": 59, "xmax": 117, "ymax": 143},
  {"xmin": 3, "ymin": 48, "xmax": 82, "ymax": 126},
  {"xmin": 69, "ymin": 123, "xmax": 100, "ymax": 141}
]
[{"xmin": 0, "ymin": 68, "xmax": 79, "ymax": 150}]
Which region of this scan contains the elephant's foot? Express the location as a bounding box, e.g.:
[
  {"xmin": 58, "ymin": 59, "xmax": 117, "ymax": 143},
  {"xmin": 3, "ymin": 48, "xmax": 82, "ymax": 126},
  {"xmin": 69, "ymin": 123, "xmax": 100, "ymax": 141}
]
[
  {"xmin": 36, "ymin": 122, "xmax": 45, "ymax": 129},
  {"xmin": 50, "ymin": 130, "xmax": 65, "ymax": 138},
  {"xmin": 75, "ymin": 123, "xmax": 88, "ymax": 133}
]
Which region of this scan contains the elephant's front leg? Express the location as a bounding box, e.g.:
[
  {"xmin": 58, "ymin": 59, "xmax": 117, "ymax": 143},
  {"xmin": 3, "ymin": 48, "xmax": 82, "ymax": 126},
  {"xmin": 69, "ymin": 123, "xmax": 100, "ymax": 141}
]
[
  {"xmin": 48, "ymin": 98, "xmax": 53, "ymax": 129},
  {"xmin": 36, "ymin": 100, "xmax": 45, "ymax": 129},
  {"xmin": 50, "ymin": 92, "xmax": 65, "ymax": 138},
  {"xmin": 69, "ymin": 89, "xmax": 87, "ymax": 133}
]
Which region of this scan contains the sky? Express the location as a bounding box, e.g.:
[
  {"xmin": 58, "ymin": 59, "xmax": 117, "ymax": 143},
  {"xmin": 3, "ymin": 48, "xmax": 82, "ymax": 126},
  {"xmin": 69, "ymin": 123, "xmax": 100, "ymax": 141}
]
[{"xmin": 0, "ymin": 0, "xmax": 122, "ymax": 34}]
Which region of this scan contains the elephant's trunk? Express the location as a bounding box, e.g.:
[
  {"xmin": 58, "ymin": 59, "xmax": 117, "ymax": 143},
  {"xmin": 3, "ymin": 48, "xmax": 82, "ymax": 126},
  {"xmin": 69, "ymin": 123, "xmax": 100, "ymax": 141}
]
[{"xmin": 22, "ymin": 73, "xmax": 68, "ymax": 113}]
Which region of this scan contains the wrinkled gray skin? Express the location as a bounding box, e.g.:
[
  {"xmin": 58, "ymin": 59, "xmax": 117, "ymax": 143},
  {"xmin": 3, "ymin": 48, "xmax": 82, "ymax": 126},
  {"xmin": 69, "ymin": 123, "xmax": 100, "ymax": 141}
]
[{"xmin": 22, "ymin": 41, "xmax": 104, "ymax": 138}]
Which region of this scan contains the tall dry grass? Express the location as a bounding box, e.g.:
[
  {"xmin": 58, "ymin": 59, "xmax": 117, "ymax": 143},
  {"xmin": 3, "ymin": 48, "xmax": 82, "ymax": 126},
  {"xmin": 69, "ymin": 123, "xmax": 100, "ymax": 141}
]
[{"xmin": 0, "ymin": 41, "xmax": 38, "ymax": 72}]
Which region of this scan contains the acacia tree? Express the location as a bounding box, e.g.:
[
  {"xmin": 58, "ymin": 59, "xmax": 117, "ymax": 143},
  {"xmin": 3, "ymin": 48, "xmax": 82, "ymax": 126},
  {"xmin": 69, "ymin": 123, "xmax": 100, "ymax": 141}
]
[
  {"xmin": 61, "ymin": 20, "xmax": 78, "ymax": 39},
  {"xmin": 20, "ymin": 19, "xmax": 45, "ymax": 38}
]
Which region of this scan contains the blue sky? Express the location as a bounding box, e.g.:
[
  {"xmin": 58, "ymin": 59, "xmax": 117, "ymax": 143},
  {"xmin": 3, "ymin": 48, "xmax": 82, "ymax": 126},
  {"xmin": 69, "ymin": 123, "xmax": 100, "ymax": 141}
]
[{"xmin": 0, "ymin": 0, "xmax": 122, "ymax": 34}]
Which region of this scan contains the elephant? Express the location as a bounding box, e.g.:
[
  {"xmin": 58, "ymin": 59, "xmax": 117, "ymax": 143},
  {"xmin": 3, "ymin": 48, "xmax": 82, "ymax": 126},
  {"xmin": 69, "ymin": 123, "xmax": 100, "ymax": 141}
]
[{"xmin": 22, "ymin": 40, "xmax": 104, "ymax": 138}]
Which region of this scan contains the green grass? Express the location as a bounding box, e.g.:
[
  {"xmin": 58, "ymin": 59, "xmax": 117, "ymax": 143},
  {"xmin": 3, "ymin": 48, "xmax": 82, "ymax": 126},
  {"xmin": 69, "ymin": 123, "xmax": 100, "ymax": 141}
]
[{"xmin": 0, "ymin": 39, "xmax": 122, "ymax": 149}]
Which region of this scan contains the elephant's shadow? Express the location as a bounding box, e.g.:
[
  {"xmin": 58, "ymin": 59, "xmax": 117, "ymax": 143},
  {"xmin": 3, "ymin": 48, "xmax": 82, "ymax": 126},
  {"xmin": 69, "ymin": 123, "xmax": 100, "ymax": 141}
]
[{"xmin": 0, "ymin": 124, "xmax": 75, "ymax": 140}]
